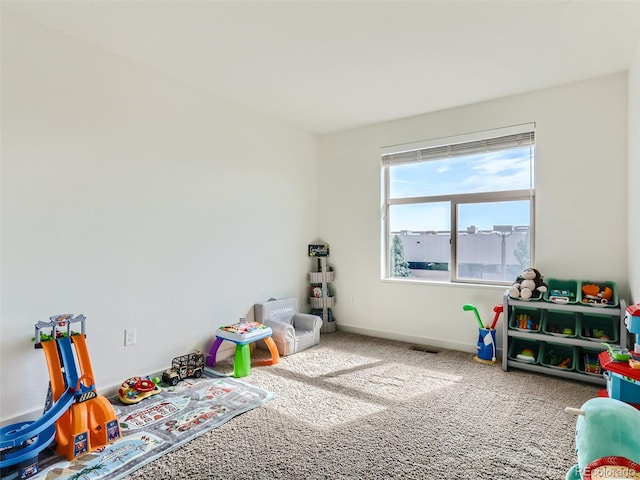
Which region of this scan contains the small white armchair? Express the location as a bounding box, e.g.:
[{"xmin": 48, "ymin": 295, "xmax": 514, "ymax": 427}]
[{"xmin": 254, "ymin": 298, "xmax": 322, "ymax": 356}]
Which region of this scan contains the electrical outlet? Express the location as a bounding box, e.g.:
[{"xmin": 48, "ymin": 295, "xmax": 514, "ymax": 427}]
[
  {"xmin": 125, "ymin": 328, "xmax": 137, "ymax": 346},
  {"xmin": 350, "ymin": 295, "xmax": 356, "ymax": 304}
]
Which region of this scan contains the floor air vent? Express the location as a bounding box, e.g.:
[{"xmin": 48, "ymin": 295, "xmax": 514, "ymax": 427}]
[{"xmin": 410, "ymin": 345, "xmax": 439, "ymax": 354}]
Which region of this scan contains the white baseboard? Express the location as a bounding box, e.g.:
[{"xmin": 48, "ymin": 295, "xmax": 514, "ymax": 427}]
[{"xmin": 336, "ymin": 324, "xmax": 504, "ymax": 358}]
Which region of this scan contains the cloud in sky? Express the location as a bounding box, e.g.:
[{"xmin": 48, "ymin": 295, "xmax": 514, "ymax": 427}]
[
  {"xmin": 390, "ymin": 147, "xmax": 532, "ymax": 198},
  {"xmin": 388, "ymin": 146, "xmax": 532, "ymax": 231}
]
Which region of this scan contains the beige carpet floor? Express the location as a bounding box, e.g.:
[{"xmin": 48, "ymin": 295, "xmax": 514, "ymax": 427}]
[{"xmin": 124, "ymin": 331, "xmax": 598, "ymax": 479}]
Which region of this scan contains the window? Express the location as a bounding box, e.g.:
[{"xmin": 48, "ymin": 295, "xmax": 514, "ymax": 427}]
[{"xmin": 381, "ymin": 123, "xmax": 535, "ymax": 285}]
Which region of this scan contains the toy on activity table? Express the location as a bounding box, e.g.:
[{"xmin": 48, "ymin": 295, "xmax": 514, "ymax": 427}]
[
  {"xmin": 565, "ymin": 397, "xmax": 640, "ymax": 479},
  {"xmin": 118, "ymin": 376, "xmax": 162, "ymax": 404},
  {"xmin": 462, "ymin": 304, "xmax": 503, "ymax": 364},
  {"xmin": 602, "ymin": 342, "xmax": 631, "ymax": 362},
  {"xmin": 1, "ymin": 314, "xmax": 120, "ymax": 480},
  {"xmin": 508, "ymin": 267, "xmax": 548, "ymax": 301}
]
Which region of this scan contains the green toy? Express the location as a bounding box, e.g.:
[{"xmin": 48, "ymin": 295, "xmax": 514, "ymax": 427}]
[
  {"xmin": 462, "ymin": 304, "xmax": 484, "ymax": 329},
  {"xmin": 565, "ymin": 397, "xmax": 640, "ymax": 479},
  {"xmin": 601, "ymin": 342, "xmax": 632, "ymax": 362}
]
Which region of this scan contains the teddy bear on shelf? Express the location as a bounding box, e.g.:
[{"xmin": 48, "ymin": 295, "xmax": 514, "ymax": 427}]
[{"xmin": 509, "ymin": 267, "xmax": 548, "ymax": 301}]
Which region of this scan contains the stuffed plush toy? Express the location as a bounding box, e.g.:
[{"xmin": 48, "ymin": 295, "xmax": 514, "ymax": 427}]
[
  {"xmin": 565, "ymin": 397, "xmax": 640, "ymax": 480},
  {"xmin": 509, "ymin": 267, "xmax": 548, "ymax": 300}
]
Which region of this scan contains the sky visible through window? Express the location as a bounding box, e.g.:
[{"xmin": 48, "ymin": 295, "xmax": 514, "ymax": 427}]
[{"xmin": 389, "ymin": 146, "xmax": 533, "ymax": 232}]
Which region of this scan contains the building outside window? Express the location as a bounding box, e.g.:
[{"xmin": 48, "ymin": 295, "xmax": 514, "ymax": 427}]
[{"xmin": 381, "ymin": 123, "xmax": 535, "ymax": 285}]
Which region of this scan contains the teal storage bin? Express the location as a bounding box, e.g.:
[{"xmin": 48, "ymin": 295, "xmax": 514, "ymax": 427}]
[
  {"xmin": 544, "ymin": 278, "xmax": 579, "ymax": 304},
  {"xmin": 578, "ymin": 279, "xmax": 619, "ymax": 307},
  {"xmin": 508, "ymin": 306, "xmax": 543, "ymax": 333},
  {"xmin": 540, "ymin": 342, "xmax": 577, "ymax": 371},
  {"xmin": 580, "ymin": 312, "xmax": 618, "ymax": 343},
  {"xmin": 542, "ymin": 310, "xmax": 578, "ymax": 338},
  {"xmin": 576, "ymin": 346, "xmax": 605, "ymax": 376},
  {"xmin": 508, "ymin": 338, "xmax": 541, "ymax": 365}
]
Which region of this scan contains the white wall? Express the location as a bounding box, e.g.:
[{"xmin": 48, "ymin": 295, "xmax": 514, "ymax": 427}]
[
  {"xmin": 629, "ymin": 39, "xmax": 640, "ymax": 305},
  {"xmin": 1, "ymin": 12, "xmax": 318, "ymax": 422},
  {"xmin": 319, "ymin": 74, "xmax": 629, "ymax": 351}
]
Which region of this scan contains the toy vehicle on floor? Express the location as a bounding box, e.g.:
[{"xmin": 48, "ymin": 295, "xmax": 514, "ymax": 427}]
[
  {"xmin": 118, "ymin": 376, "xmax": 161, "ymax": 404},
  {"xmin": 162, "ymin": 351, "xmax": 206, "ymax": 386}
]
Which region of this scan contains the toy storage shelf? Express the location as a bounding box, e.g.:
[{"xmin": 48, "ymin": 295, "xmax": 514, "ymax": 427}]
[
  {"xmin": 309, "ymin": 256, "xmax": 336, "ymax": 334},
  {"xmin": 502, "ymin": 291, "xmax": 628, "ymax": 386}
]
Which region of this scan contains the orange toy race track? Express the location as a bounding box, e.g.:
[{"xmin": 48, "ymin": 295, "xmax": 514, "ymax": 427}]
[
  {"xmin": 53, "ymin": 334, "xmax": 121, "ymax": 459},
  {"xmin": 0, "ymin": 314, "xmax": 121, "ymax": 479}
]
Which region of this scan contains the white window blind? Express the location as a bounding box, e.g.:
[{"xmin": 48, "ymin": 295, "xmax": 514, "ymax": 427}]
[{"xmin": 381, "ymin": 123, "xmax": 535, "ymax": 166}]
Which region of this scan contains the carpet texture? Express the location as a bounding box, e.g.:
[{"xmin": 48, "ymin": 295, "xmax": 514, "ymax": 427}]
[{"xmin": 124, "ymin": 331, "xmax": 597, "ymax": 480}]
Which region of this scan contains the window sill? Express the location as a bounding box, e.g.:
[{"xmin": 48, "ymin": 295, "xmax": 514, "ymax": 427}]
[{"xmin": 380, "ymin": 277, "xmax": 508, "ymax": 291}]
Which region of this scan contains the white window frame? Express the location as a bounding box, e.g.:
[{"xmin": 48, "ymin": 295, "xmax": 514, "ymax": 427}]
[{"xmin": 381, "ymin": 123, "xmax": 535, "ymax": 286}]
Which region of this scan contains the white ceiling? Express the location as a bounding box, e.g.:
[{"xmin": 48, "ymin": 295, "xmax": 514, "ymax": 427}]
[{"xmin": 4, "ymin": 0, "xmax": 640, "ymax": 134}]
